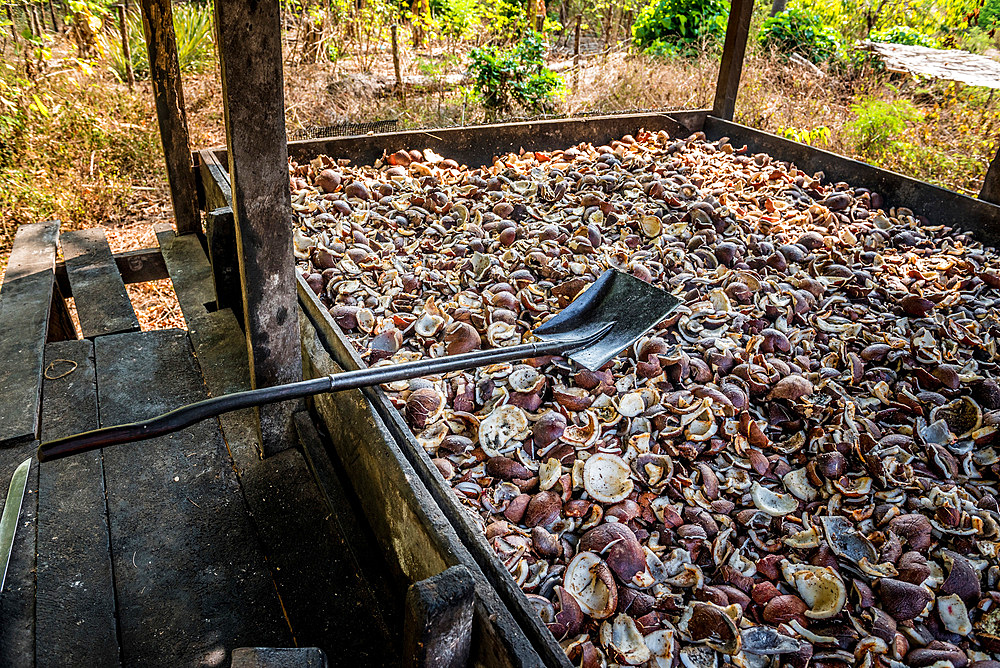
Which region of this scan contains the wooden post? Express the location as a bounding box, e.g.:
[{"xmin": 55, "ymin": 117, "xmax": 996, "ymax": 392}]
[
  {"xmin": 215, "ymin": 0, "xmax": 302, "ymax": 457},
  {"xmin": 535, "ymin": 9, "xmax": 544, "ymax": 32},
  {"xmin": 116, "ymin": 4, "xmax": 133, "ymax": 88},
  {"xmin": 46, "ymin": 0, "xmax": 54, "ymax": 30},
  {"xmin": 391, "ymin": 23, "xmax": 404, "ymax": 103},
  {"xmin": 982, "ymin": 145, "xmax": 1000, "ymax": 206},
  {"xmin": 403, "ymin": 566, "xmax": 474, "ymax": 668},
  {"xmin": 713, "ymin": 0, "xmax": 755, "ymax": 121},
  {"xmin": 138, "ymin": 0, "xmax": 199, "ymax": 235}
]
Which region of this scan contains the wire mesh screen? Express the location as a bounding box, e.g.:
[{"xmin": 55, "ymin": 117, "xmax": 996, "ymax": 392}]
[{"xmin": 287, "ymin": 119, "xmax": 400, "ymax": 141}]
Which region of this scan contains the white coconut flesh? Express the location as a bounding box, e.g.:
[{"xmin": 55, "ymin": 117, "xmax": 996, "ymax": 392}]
[
  {"xmin": 584, "ymin": 453, "xmax": 634, "ymax": 504},
  {"xmin": 564, "ymin": 552, "xmax": 616, "ymax": 619}
]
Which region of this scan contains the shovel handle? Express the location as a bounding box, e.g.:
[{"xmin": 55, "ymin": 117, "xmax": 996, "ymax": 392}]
[{"xmin": 37, "ymin": 337, "xmax": 572, "ymax": 462}]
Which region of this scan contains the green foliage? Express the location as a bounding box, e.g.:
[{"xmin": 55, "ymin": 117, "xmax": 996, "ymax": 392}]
[
  {"xmin": 100, "ymin": 3, "xmax": 215, "ymax": 82},
  {"xmin": 800, "ymin": 0, "xmax": 980, "ymax": 42},
  {"xmin": 467, "ymin": 32, "xmax": 564, "ymax": 118},
  {"xmin": 631, "ymin": 0, "xmax": 730, "ymax": 51},
  {"xmin": 777, "ymin": 125, "xmax": 832, "ymax": 145},
  {"xmin": 476, "ymin": 0, "xmax": 532, "ymax": 41},
  {"xmin": 847, "ymin": 97, "xmax": 922, "ymax": 151},
  {"xmin": 432, "ymin": 0, "xmax": 481, "ymax": 39},
  {"xmin": 868, "ymin": 25, "xmax": 936, "ymax": 45},
  {"xmin": 981, "ymin": 0, "xmax": 1000, "ymax": 28},
  {"xmin": 758, "ymin": 8, "xmax": 842, "ymax": 63}
]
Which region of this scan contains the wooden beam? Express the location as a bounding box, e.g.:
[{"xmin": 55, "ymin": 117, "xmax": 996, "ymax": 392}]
[
  {"xmin": 139, "ymin": 0, "xmax": 199, "ymax": 235},
  {"xmin": 404, "ymin": 566, "xmax": 475, "ymax": 668},
  {"xmin": 713, "ymin": 0, "xmax": 755, "ymax": 121},
  {"xmin": 981, "ymin": 144, "xmax": 1000, "ymax": 206},
  {"xmin": 215, "ymin": 0, "xmax": 302, "ymax": 456}
]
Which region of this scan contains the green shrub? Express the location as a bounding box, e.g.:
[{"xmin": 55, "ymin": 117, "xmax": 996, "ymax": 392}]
[
  {"xmin": 847, "ymin": 97, "xmax": 922, "ymax": 151},
  {"xmin": 100, "ymin": 2, "xmax": 215, "ymax": 82},
  {"xmin": 868, "ymin": 25, "xmax": 936, "ymax": 46},
  {"xmin": 980, "ymin": 0, "xmax": 1000, "ymax": 29},
  {"xmin": 758, "ymin": 8, "xmax": 842, "ymax": 63},
  {"xmin": 467, "ymin": 32, "xmax": 563, "ymax": 118},
  {"xmin": 631, "ymin": 0, "xmax": 730, "ymax": 52},
  {"xmin": 432, "ymin": 0, "xmax": 481, "ymax": 39}
]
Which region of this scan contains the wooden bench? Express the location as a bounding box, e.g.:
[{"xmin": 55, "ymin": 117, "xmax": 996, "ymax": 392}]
[{"xmin": 0, "ymin": 222, "xmax": 400, "ymax": 666}]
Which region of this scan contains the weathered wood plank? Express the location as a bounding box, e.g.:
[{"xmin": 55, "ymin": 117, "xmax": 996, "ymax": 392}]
[
  {"xmin": 231, "ymin": 647, "xmax": 328, "ymax": 668},
  {"xmin": 139, "ymin": 0, "xmax": 198, "ymax": 235},
  {"xmin": 0, "ymin": 220, "xmax": 59, "ymax": 447},
  {"xmin": 215, "ymin": 0, "xmax": 303, "ymax": 456},
  {"xmin": 62, "ymin": 228, "xmax": 140, "ymax": 338},
  {"xmin": 46, "ymin": 282, "xmax": 77, "ymax": 342},
  {"xmin": 713, "ymin": 0, "xmax": 756, "ymax": 120},
  {"xmin": 96, "ymin": 329, "xmax": 289, "ymax": 667},
  {"xmin": 36, "ymin": 339, "xmax": 120, "ymax": 668},
  {"xmin": 205, "ymin": 206, "xmax": 244, "ymax": 324},
  {"xmin": 404, "ymin": 566, "xmax": 474, "ymax": 668}
]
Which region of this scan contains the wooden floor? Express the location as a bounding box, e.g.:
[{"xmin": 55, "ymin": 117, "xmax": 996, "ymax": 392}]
[{"xmin": 0, "ymin": 223, "xmax": 402, "ymax": 666}]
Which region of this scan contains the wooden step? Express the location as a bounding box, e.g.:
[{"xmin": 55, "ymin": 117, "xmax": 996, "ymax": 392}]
[
  {"xmin": 0, "ymin": 220, "xmax": 60, "ymax": 446},
  {"xmin": 62, "ymin": 228, "xmax": 140, "ymax": 338},
  {"xmin": 36, "ymin": 339, "xmax": 120, "ymax": 668}
]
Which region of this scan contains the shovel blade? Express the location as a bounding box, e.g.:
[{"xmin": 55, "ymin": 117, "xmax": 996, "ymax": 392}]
[{"xmin": 534, "ymin": 269, "xmax": 681, "ymax": 371}]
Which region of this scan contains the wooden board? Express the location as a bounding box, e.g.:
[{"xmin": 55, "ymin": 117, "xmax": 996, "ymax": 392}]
[
  {"xmin": 0, "ymin": 220, "xmax": 60, "ymax": 447},
  {"xmin": 96, "ymin": 329, "xmax": 289, "ymax": 666},
  {"xmin": 62, "ymin": 228, "xmax": 140, "ymax": 338},
  {"xmin": 713, "ymin": 0, "xmax": 755, "ymax": 120},
  {"xmin": 0, "ymin": 442, "xmax": 37, "ymax": 668},
  {"xmin": 36, "ymin": 339, "xmax": 120, "ymax": 668},
  {"xmin": 214, "ymin": 0, "xmax": 302, "ymax": 456}
]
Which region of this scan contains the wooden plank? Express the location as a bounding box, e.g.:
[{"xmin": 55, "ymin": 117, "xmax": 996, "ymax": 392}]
[
  {"xmin": 981, "ymin": 143, "xmax": 1000, "ymax": 206},
  {"xmin": 36, "ymin": 339, "xmax": 120, "ymax": 668},
  {"xmin": 231, "ymin": 648, "xmax": 327, "ymax": 668},
  {"xmin": 214, "ymin": 0, "xmax": 302, "ymax": 456},
  {"xmin": 139, "ymin": 0, "xmax": 198, "ymax": 235},
  {"xmin": 96, "ymin": 329, "xmax": 289, "ymax": 667},
  {"xmin": 713, "ymin": 0, "xmax": 755, "ymax": 121},
  {"xmin": 0, "ymin": 220, "xmax": 59, "ymax": 447},
  {"xmin": 404, "ymin": 566, "xmax": 474, "ymax": 668},
  {"xmin": 205, "ymin": 206, "xmax": 244, "ymax": 324},
  {"xmin": 702, "ymin": 116, "xmax": 1000, "ymax": 246},
  {"xmin": 62, "ymin": 228, "xmax": 140, "ymax": 338}
]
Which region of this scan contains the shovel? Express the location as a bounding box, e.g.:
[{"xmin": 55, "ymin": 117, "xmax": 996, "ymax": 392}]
[{"xmin": 37, "ymin": 269, "xmax": 680, "ymax": 462}]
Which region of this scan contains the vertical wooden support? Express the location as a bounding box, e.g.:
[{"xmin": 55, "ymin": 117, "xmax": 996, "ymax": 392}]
[
  {"xmin": 391, "ymin": 24, "xmax": 404, "ymax": 103},
  {"xmin": 712, "ymin": 0, "xmax": 755, "ymax": 121},
  {"xmin": 46, "ymin": 0, "xmax": 55, "ymax": 30},
  {"xmin": 981, "ymin": 144, "xmax": 1000, "ymax": 207},
  {"xmin": 215, "ymin": 0, "xmax": 302, "ymax": 457},
  {"xmin": 403, "ymin": 566, "xmax": 474, "ymax": 668},
  {"xmin": 116, "ymin": 4, "xmax": 133, "ymax": 89},
  {"xmin": 139, "ymin": 0, "xmax": 199, "ymax": 235},
  {"xmin": 573, "ymin": 14, "xmax": 581, "ymax": 89}
]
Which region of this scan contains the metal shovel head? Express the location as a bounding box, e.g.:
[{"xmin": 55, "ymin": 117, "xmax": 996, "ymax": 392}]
[{"xmin": 533, "ymin": 269, "xmax": 681, "ymax": 371}]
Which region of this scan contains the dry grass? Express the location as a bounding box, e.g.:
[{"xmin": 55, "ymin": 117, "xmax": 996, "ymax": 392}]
[{"xmin": 2, "ymin": 29, "xmax": 998, "ymax": 336}]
